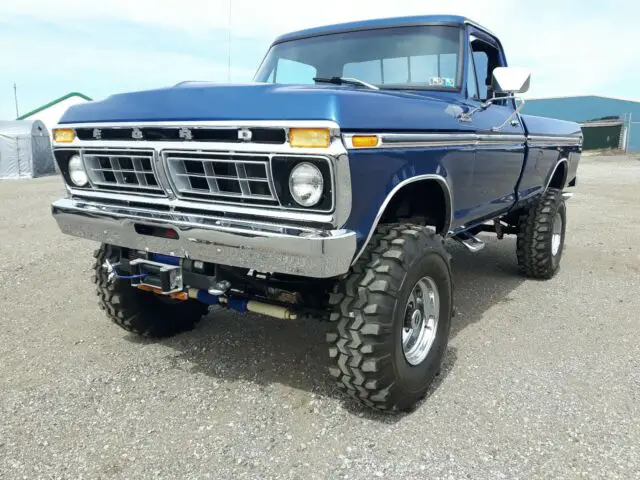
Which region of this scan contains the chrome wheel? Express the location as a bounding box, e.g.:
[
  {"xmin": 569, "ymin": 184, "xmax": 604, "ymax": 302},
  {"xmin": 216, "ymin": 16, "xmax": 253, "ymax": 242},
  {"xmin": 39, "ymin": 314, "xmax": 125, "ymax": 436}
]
[
  {"xmin": 551, "ymin": 212, "xmax": 563, "ymax": 256},
  {"xmin": 402, "ymin": 276, "xmax": 440, "ymax": 366}
]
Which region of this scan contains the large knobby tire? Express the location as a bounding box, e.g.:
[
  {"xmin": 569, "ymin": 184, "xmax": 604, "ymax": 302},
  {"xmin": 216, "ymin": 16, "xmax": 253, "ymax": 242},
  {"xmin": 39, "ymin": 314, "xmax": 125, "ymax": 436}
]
[
  {"xmin": 327, "ymin": 224, "xmax": 453, "ymax": 412},
  {"xmin": 517, "ymin": 188, "xmax": 567, "ymax": 279},
  {"xmin": 92, "ymin": 244, "xmax": 209, "ymax": 338}
]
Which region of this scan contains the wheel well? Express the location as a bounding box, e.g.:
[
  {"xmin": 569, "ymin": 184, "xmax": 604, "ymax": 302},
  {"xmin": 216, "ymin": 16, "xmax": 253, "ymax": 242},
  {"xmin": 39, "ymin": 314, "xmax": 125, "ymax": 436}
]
[
  {"xmin": 548, "ymin": 160, "xmax": 568, "ymax": 189},
  {"xmin": 379, "ymin": 180, "xmax": 449, "ymax": 233}
]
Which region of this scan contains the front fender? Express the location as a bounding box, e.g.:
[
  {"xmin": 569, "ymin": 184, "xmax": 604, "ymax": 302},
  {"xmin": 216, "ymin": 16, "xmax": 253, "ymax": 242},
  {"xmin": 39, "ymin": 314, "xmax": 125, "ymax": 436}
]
[{"xmin": 343, "ymin": 146, "xmax": 457, "ymax": 256}]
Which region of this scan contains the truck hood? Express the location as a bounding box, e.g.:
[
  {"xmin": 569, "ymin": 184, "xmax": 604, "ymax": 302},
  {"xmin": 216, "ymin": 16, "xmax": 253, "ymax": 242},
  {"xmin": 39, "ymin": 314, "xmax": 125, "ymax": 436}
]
[{"xmin": 59, "ymin": 83, "xmax": 470, "ymax": 132}]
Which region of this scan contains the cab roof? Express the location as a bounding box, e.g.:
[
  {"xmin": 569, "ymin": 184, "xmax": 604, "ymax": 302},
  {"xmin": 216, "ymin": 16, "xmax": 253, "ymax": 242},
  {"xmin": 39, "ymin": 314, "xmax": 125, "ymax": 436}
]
[{"xmin": 273, "ymin": 15, "xmax": 495, "ymax": 45}]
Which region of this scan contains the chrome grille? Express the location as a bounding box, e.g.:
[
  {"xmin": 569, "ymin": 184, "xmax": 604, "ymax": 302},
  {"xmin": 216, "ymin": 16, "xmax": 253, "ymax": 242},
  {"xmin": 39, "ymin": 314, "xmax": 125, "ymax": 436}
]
[
  {"xmin": 83, "ymin": 149, "xmax": 164, "ymax": 196},
  {"xmin": 164, "ymin": 151, "xmax": 278, "ymax": 205}
]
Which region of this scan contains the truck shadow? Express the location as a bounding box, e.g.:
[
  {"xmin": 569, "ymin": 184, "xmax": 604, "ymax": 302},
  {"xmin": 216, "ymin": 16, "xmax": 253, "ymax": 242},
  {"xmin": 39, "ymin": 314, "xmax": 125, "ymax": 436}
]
[{"xmin": 128, "ymin": 235, "xmax": 525, "ymax": 419}]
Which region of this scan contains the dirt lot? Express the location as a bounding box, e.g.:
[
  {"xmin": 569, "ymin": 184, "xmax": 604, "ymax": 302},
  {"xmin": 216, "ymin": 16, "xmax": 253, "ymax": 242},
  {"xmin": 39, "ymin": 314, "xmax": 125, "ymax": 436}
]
[{"xmin": 1, "ymin": 155, "xmax": 639, "ymax": 479}]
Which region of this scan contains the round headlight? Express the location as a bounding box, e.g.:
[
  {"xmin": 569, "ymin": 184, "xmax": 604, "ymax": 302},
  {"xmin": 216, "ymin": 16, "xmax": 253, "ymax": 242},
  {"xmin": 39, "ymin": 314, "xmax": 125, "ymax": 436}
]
[
  {"xmin": 68, "ymin": 154, "xmax": 88, "ymax": 187},
  {"xmin": 288, "ymin": 162, "xmax": 324, "ymax": 207}
]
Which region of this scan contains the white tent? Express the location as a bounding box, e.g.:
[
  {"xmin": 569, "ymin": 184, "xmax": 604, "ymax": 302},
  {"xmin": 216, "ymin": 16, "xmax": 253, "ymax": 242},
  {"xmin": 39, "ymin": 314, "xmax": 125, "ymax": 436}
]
[{"xmin": 0, "ymin": 120, "xmax": 55, "ymax": 179}]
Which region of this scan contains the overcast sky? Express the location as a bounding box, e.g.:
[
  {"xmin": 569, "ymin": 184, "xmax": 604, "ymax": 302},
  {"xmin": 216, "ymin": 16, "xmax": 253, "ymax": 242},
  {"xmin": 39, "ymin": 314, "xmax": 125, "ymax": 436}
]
[{"xmin": 0, "ymin": 0, "xmax": 637, "ymax": 120}]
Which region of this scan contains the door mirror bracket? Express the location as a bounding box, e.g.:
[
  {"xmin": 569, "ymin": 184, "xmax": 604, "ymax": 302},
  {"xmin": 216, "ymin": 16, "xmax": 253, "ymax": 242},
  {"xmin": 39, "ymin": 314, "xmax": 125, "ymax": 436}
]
[
  {"xmin": 458, "ymin": 66, "xmax": 531, "ymax": 128},
  {"xmin": 458, "ymin": 95, "xmax": 518, "ymax": 122},
  {"xmin": 490, "ymin": 97, "xmax": 525, "ymax": 132}
]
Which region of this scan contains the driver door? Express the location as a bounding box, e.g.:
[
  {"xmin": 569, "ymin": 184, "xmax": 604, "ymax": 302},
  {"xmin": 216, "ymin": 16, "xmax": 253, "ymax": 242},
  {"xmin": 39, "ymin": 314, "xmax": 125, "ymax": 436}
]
[{"xmin": 461, "ymin": 32, "xmax": 527, "ymax": 222}]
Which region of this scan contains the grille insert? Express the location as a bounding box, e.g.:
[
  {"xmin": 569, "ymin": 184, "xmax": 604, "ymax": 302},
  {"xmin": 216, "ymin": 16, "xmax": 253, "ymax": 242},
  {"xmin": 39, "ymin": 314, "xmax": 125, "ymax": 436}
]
[
  {"xmin": 164, "ymin": 151, "xmax": 278, "ymax": 205},
  {"xmin": 83, "ymin": 150, "xmax": 164, "ymax": 196}
]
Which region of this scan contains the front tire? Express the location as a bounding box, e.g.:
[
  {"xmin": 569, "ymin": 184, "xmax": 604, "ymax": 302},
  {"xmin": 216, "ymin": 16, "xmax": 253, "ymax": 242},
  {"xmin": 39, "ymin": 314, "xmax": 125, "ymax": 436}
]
[
  {"xmin": 327, "ymin": 224, "xmax": 453, "ymax": 412},
  {"xmin": 517, "ymin": 188, "xmax": 567, "ymax": 279},
  {"xmin": 93, "ymin": 244, "xmax": 209, "ymax": 338}
]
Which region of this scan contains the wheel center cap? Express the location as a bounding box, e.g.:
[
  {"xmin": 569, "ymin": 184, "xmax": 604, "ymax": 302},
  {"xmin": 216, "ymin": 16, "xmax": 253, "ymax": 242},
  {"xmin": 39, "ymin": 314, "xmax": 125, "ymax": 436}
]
[{"xmin": 411, "ymin": 309, "xmax": 423, "ymax": 330}]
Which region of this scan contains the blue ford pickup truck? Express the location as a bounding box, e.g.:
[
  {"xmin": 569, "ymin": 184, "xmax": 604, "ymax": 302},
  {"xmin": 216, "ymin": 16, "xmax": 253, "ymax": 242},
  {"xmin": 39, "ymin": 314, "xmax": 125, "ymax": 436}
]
[{"xmin": 51, "ymin": 15, "xmax": 582, "ymax": 412}]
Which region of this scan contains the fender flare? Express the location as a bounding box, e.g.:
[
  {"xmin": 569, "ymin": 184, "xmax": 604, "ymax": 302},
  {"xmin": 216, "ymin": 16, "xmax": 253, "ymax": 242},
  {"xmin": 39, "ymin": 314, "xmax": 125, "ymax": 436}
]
[
  {"xmin": 351, "ymin": 174, "xmax": 453, "ymax": 265},
  {"xmin": 544, "ymin": 157, "xmax": 568, "ymax": 192}
]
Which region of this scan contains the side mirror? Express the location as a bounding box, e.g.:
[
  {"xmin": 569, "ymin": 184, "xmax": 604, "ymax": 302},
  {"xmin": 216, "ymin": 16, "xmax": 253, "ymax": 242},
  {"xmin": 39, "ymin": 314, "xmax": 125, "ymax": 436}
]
[{"xmin": 491, "ymin": 67, "xmax": 531, "ymax": 94}]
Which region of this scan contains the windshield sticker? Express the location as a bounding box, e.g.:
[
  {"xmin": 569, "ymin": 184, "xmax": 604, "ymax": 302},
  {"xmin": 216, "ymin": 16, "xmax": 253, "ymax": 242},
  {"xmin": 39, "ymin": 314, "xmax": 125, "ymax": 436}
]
[{"xmin": 429, "ymin": 77, "xmax": 455, "ymax": 88}]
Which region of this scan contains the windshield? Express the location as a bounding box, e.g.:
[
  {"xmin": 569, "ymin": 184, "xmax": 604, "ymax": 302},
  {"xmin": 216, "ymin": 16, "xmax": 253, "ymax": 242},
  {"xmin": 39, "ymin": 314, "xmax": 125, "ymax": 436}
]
[{"xmin": 254, "ymin": 25, "xmax": 462, "ymax": 90}]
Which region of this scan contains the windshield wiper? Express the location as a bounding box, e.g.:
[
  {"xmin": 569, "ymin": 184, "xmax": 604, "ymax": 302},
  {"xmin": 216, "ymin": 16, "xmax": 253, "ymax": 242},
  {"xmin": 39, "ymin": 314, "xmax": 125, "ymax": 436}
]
[{"xmin": 313, "ymin": 76, "xmax": 379, "ymax": 90}]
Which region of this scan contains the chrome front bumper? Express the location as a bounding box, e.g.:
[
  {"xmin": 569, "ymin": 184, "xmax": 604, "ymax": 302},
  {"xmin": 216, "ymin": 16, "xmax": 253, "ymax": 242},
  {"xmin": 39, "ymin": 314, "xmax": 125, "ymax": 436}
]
[{"xmin": 52, "ymin": 198, "xmax": 357, "ymax": 278}]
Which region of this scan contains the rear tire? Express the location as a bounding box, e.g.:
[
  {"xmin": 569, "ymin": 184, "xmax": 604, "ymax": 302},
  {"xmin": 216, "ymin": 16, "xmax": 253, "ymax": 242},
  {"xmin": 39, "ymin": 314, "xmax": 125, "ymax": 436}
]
[
  {"xmin": 516, "ymin": 188, "xmax": 567, "ymax": 279},
  {"xmin": 327, "ymin": 224, "xmax": 453, "ymax": 412},
  {"xmin": 93, "ymin": 244, "xmax": 209, "ymax": 338}
]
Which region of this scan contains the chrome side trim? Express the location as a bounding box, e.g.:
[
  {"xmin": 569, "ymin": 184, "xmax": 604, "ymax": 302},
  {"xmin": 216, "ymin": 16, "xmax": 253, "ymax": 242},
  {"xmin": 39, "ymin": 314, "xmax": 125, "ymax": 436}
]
[
  {"xmin": 351, "ymin": 174, "xmax": 453, "ymax": 265},
  {"xmin": 51, "ymin": 198, "xmax": 357, "ymax": 278},
  {"xmin": 342, "ymin": 133, "xmax": 526, "ymax": 149},
  {"xmin": 343, "ymin": 132, "xmax": 582, "ymax": 149},
  {"xmin": 544, "ymin": 158, "xmax": 569, "ymax": 192},
  {"xmin": 381, "ymin": 133, "xmax": 478, "ymax": 148},
  {"xmin": 476, "ymin": 134, "xmax": 526, "ymax": 145},
  {"xmin": 527, "ymin": 135, "xmax": 583, "ymax": 147}
]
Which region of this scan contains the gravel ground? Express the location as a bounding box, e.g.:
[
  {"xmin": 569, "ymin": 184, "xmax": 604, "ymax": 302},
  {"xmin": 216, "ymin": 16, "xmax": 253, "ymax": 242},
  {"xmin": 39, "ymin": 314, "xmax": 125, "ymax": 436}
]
[{"xmin": 1, "ymin": 155, "xmax": 639, "ymax": 479}]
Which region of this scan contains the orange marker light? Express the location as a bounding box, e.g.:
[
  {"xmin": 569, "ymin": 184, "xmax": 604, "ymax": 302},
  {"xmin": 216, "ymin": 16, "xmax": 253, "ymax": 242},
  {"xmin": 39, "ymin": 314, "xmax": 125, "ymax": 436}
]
[{"xmin": 351, "ymin": 135, "xmax": 379, "ymax": 148}]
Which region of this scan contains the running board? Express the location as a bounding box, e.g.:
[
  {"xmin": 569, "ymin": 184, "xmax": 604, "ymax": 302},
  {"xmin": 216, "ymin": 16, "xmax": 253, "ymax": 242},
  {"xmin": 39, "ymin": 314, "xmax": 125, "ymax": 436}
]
[{"xmin": 453, "ymin": 232, "xmax": 486, "ymax": 252}]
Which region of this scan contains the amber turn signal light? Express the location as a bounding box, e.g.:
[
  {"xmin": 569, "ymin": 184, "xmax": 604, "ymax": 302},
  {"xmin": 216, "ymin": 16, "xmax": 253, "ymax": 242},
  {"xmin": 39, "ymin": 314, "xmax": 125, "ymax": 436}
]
[
  {"xmin": 53, "ymin": 128, "xmax": 76, "ymax": 143},
  {"xmin": 289, "ymin": 128, "xmax": 331, "ymax": 148}
]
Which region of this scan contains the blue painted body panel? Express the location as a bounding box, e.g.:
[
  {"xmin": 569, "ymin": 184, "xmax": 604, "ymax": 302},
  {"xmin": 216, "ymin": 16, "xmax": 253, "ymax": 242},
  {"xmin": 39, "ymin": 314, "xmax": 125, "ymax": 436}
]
[
  {"xmin": 344, "ymin": 147, "xmax": 469, "ymax": 243},
  {"xmin": 457, "ymin": 97, "xmax": 526, "ymax": 221},
  {"xmin": 522, "ymin": 114, "xmax": 583, "ymax": 138},
  {"xmin": 60, "ymin": 83, "xmax": 473, "ymax": 132},
  {"xmin": 518, "ymin": 115, "xmax": 583, "ymax": 199},
  {"xmin": 343, "ymin": 142, "xmax": 525, "ymax": 249}
]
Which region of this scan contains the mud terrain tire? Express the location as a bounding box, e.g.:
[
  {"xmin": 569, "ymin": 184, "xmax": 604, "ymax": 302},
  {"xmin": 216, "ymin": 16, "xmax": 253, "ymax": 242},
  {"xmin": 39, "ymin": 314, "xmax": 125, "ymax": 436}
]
[
  {"xmin": 327, "ymin": 224, "xmax": 453, "ymax": 412},
  {"xmin": 517, "ymin": 188, "xmax": 567, "ymax": 279}
]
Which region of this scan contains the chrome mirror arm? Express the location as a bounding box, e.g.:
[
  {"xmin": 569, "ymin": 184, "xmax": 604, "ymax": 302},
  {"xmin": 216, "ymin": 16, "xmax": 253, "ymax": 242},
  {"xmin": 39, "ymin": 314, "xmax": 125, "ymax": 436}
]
[
  {"xmin": 458, "ymin": 101, "xmax": 491, "ymax": 122},
  {"xmin": 491, "ymin": 97, "xmax": 526, "ymax": 132},
  {"xmin": 457, "ymin": 94, "xmax": 521, "ymax": 124}
]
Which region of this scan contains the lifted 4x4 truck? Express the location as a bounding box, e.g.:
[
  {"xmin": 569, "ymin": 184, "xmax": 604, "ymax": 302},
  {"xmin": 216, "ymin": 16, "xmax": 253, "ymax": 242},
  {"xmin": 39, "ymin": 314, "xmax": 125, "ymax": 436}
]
[{"xmin": 51, "ymin": 15, "xmax": 582, "ymax": 412}]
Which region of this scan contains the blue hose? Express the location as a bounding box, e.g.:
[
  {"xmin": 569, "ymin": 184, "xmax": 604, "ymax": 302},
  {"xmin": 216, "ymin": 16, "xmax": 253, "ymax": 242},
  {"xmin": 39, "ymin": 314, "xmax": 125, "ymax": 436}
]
[
  {"xmin": 108, "ymin": 261, "xmax": 148, "ymax": 280},
  {"xmin": 114, "ymin": 272, "xmax": 149, "ymax": 280}
]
